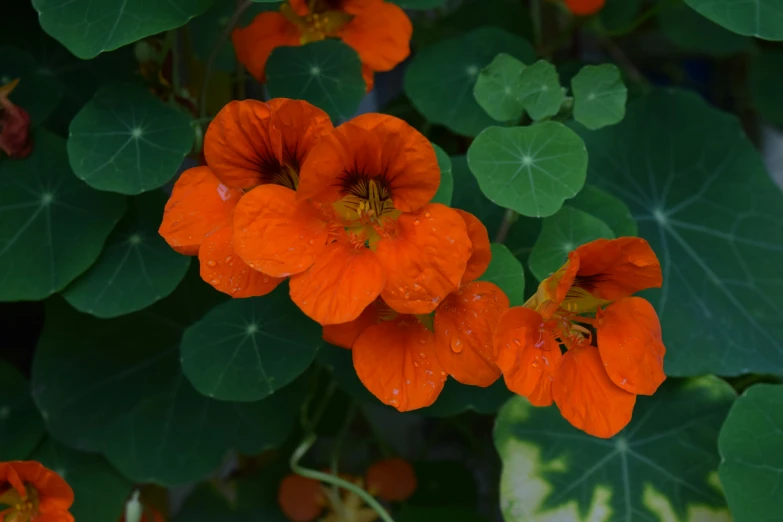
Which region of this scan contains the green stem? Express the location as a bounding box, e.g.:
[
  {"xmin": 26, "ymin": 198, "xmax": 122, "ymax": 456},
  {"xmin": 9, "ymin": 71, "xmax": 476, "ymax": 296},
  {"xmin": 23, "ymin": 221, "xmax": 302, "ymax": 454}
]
[
  {"xmin": 494, "ymin": 208, "xmax": 518, "ymax": 243},
  {"xmin": 603, "ymin": 0, "xmax": 683, "ymax": 37},
  {"xmin": 531, "ymin": 0, "xmax": 543, "ymax": 50},
  {"xmin": 330, "ymin": 401, "xmax": 358, "ymax": 475},
  {"xmin": 291, "ymin": 434, "xmax": 397, "ymax": 522}
]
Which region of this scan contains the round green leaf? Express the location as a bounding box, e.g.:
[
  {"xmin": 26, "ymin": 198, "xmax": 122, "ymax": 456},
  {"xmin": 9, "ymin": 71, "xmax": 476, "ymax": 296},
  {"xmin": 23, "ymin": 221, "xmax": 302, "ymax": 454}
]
[
  {"xmin": 0, "ymin": 46, "xmax": 64, "ymax": 126},
  {"xmin": 451, "ymin": 155, "xmax": 506, "ymax": 238},
  {"xmin": 0, "ymin": 362, "xmax": 45, "ymax": 460},
  {"xmin": 266, "ymin": 40, "xmax": 366, "ymax": 123},
  {"xmin": 467, "ymin": 122, "xmax": 588, "ymax": 218},
  {"xmin": 474, "ymin": 53, "xmax": 527, "ymax": 122},
  {"xmin": 67, "ymin": 83, "xmax": 194, "ymax": 195},
  {"xmin": 405, "ymin": 27, "xmax": 535, "ymax": 137},
  {"xmin": 571, "ymin": 64, "xmax": 628, "ymax": 130},
  {"xmin": 719, "ymin": 383, "xmax": 783, "ymax": 522},
  {"xmin": 529, "ymin": 206, "xmax": 615, "ymax": 281},
  {"xmin": 62, "ymin": 191, "xmax": 190, "ymax": 318},
  {"xmin": 399, "ymin": 506, "xmax": 488, "ymax": 522},
  {"xmin": 0, "ymin": 131, "xmax": 126, "ymax": 301},
  {"xmin": 181, "ymin": 287, "xmax": 322, "ymax": 402},
  {"xmin": 567, "ymin": 184, "xmax": 638, "ymax": 237},
  {"xmin": 685, "ymin": 0, "xmax": 783, "ymax": 40},
  {"xmin": 517, "ymin": 60, "xmax": 565, "ymax": 122},
  {"xmin": 317, "ymin": 344, "xmax": 382, "ymax": 405},
  {"xmin": 32, "ymin": 0, "xmax": 212, "ymax": 59},
  {"xmin": 494, "ymin": 377, "xmax": 735, "ymax": 522},
  {"xmin": 421, "ymin": 379, "xmax": 512, "ymax": 417},
  {"xmin": 479, "ymin": 243, "xmax": 526, "ymax": 306},
  {"xmin": 659, "ymin": 3, "xmax": 752, "ymax": 56},
  {"xmin": 579, "ymin": 89, "xmax": 783, "ymax": 376},
  {"xmin": 750, "ymin": 48, "xmax": 783, "ymax": 128},
  {"xmin": 432, "ymin": 143, "xmax": 454, "ymax": 206},
  {"xmin": 33, "ymin": 438, "xmax": 132, "ymax": 522},
  {"xmin": 172, "ymin": 484, "xmax": 243, "ymax": 522}
]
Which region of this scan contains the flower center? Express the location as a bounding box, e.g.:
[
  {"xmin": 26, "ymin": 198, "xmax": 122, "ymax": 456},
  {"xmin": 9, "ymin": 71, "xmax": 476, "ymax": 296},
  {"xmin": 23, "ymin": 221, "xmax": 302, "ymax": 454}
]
[
  {"xmin": 281, "ymin": 2, "xmax": 354, "ymax": 44},
  {"xmin": 0, "ymin": 485, "xmax": 38, "ymax": 522},
  {"xmin": 335, "ymin": 174, "xmax": 398, "ymax": 222}
]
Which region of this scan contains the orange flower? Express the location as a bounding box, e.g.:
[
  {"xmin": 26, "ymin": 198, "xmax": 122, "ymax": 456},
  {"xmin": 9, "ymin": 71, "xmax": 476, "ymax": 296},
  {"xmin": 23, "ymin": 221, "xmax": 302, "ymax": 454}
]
[
  {"xmin": 159, "ymin": 98, "xmax": 332, "ymax": 297},
  {"xmin": 0, "ymin": 461, "xmax": 74, "ymax": 522},
  {"xmin": 564, "ymin": 0, "xmax": 605, "ymax": 15},
  {"xmin": 234, "ymin": 113, "xmax": 473, "ymax": 325},
  {"xmin": 0, "ymin": 79, "xmax": 33, "ymax": 159},
  {"xmin": 232, "ymin": 0, "xmax": 412, "ymax": 90},
  {"xmin": 493, "ymin": 237, "xmax": 666, "ymax": 438},
  {"xmin": 278, "ymin": 460, "xmax": 416, "ymax": 522}
]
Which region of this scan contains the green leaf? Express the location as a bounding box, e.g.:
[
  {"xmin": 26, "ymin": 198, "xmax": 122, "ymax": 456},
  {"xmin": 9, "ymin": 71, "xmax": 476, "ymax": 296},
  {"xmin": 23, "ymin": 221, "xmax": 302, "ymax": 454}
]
[
  {"xmin": 266, "ymin": 40, "xmax": 366, "ymax": 123},
  {"xmin": 718, "ymin": 383, "xmax": 783, "ymax": 522},
  {"xmin": 317, "ymin": 344, "xmax": 382, "ymax": 405},
  {"xmin": 67, "ymin": 83, "xmax": 194, "ymax": 195},
  {"xmin": 479, "ymin": 243, "xmax": 526, "ymax": 306},
  {"xmin": 0, "ymin": 131, "xmax": 126, "ymax": 302},
  {"xmin": 33, "ymin": 438, "xmax": 132, "ymax": 522},
  {"xmin": 659, "ymin": 3, "xmax": 752, "ymax": 56},
  {"xmin": 181, "ymin": 286, "xmax": 321, "ymax": 402},
  {"xmin": 529, "ymin": 206, "xmax": 615, "ymax": 281},
  {"xmin": 599, "ymin": 0, "xmax": 642, "ymax": 33},
  {"xmin": 172, "ymin": 484, "xmax": 243, "ymax": 522},
  {"xmin": 32, "ymin": 0, "xmax": 212, "ymax": 59},
  {"xmin": 405, "ymin": 27, "xmax": 535, "ymax": 136},
  {"xmin": 399, "ymin": 506, "xmax": 488, "ymax": 522},
  {"xmin": 571, "ymin": 64, "xmax": 627, "ymax": 130},
  {"xmin": 494, "ymin": 377, "xmax": 735, "ymax": 522},
  {"xmin": 750, "ymin": 48, "xmax": 783, "ymax": 128},
  {"xmin": 0, "ymin": 362, "xmax": 45, "ymax": 460},
  {"xmin": 408, "ymin": 461, "xmax": 477, "ymax": 507},
  {"xmin": 474, "ymin": 53, "xmax": 527, "ymax": 122},
  {"xmin": 579, "ymin": 89, "xmax": 783, "ymax": 376},
  {"xmin": 467, "ymin": 122, "xmax": 588, "ymax": 218},
  {"xmin": 451, "ymin": 155, "xmax": 506, "ymax": 238},
  {"xmin": 421, "ymin": 379, "xmax": 512, "ymax": 417},
  {"xmin": 62, "ymin": 191, "xmax": 190, "ymax": 318},
  {"xmin": 685, "ymin": 0, "xmax": 783, "ymax": 40},
  {"xmin": 517, "ymin": 60, "xmax": 565, "ymax": 121},
  {"xmin": 390, "ymin": 0, "xmax": 445, "ymax": 8},
  {"xmin": 432, "ymin": 143, "xmax": 454, "ymax": 206},
  {"xmin": 567, "ymin": 184, "xmax": 638, "ymax": 237},
  {"xmin": 0, "ymin": 46, "xmax": 65, "ymax": 126}
]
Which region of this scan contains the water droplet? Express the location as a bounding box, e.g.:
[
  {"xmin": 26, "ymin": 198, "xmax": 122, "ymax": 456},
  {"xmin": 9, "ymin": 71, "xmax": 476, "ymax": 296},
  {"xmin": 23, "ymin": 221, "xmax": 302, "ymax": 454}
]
[
  {"xmin": 620, "ymin": 378, "xmax": 628, "ymax": 385},
  {"xmin": 263, "ymin": 276, "xmax": 270, "ymax": 283},
  {"xmin": 206, "ymin": 260, "xmax": 216, "ymax": 267},
  {"xmin": 210, "ymin": 279, "xmax": 219, "ymax": 284},
  {"xmin": 398, "ymin": 286, "xmax": 405, "ymax": 292},
  {"xmin": 440, "ymin": 371, "xmax": 446, "ymax": 376},
  {"xmin": 224, "ymin": 255, "xmax": 233, "ymax": 263},
  {"xmin": 451, "ymin": 338, "xmax": 463, "ymax": 353},
  {"xmin": 406, "ymin": 379, "xmax": 411, "ymax": 385},
  {"xmin": 419, "ymin": 339, "xmax": 426, "ymax": 345},
  {"xmin": 309, "ymin": 239, "xmax": 315, "ymax": 245},
  {"xmin": 424, "ymin": 211, "xmax": 431, "ymax": 218},
  {"xmin": 392, "ymin": 388, "xmax": 399, "ymax": 395},
  {"xmin": 413, "ymin": 283, "xmax": 421, "ymax": 290},
  {"xmin": 414, "ymin": 220, "xmax": 420, "ymax": 226},
  {"xmin": 413, "ymin": 361, "xmax": 419, "ymax": 367},
  {"xmin": 532, "ymin": 356, "xmax": 540, "ymax": 368},
  {"xmin": 513, "ymin": 338, "xmax": 521, "ymax": 346},
  {"xmin": 419, "ymin": 352, "xmax": 426, "ymax": 358},
  {"xmin": 249, "ymin": 263, "xmax": 255, "ymax": 268}
]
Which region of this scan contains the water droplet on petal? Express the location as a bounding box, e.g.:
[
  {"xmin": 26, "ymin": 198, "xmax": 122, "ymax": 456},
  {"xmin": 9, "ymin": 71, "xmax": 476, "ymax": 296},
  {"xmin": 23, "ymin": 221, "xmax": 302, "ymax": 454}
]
[
  {"xmin": 206, "ymin": 260, "xmax": 216, "ymax": 267},
  {"xmin": 424, "ymin": 212, "xmax": 431, "ymax": 218},
  {"xmin": 263, "ymin": 276, "xmax": 270, "ymax": 283},
  {"xmin": 419, "ymin": 339, "xmax": 426, "ymax": 345},
  {"xmin": 419, "ymin": 352, "xmax": 426, "ymax": 358},
  {"xmin": 414, "ymin": 220, "xmax": 420, "ymax": 226},
  {"xmin": 309, "ymin": 239, "xmax": 315, "ymax": 245},
  {"xmin": 413, "ymin": 283, "xmax": 421, "ymax": 290},
  {"xmin": 249, "ymin": 263, "xmax": 255, "ymax": 268},
  {"xmin": 513, "ymin": 338, "xmax": 521, "ymax": 346},
  {"xmin": 451, "ymin": 338, "xmax": 463, "ymax": 353},
  {"xmin": 413, "ymin": 361, "xmax": 419, "ymax": 367},
  {"xmin": 224, "ymin": 255, "xmax": 233, "ymax": 263},
  {"xmin": 210, "ymin": 279, "xmax": 219, "ymax": 284}
]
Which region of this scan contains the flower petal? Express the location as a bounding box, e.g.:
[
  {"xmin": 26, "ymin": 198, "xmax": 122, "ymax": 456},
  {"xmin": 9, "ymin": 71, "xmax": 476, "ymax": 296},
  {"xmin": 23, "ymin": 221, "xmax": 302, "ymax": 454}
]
[
  {"xmin": 267, "ymin": 98, "xmax": 334, "ymax": 173},
  {"xmin": 233, "ymin": 184, "xmax": 329, "ymax": 277},
  {"xmin": 289, "ymin": 238, "xmax": 385, "ymax": 325},
  {"xmin": 528, "ymin": 253, "xmax": 580, "ymax": 319},
  {"xmin": 566, "ymin": 0, "xmax": 606, "ymax": 16},
  {"xmin": 297, "ymin": 114, "xmax": 439, "ymax": 212},
  {"xmin": 352, "ymin": 316, "xmax": 446, "ymax": 411},
  {"xmin": 456, "ymin": 209, "xmax": 491, "ymax": 283},
  {"xmin": 339, "ymin": 0, "xmax": 412, "ymax": 72},
  {"xmin": 574, "ymin": 237, "xmax": 662, "ymax": 300},
  {"xmin": 366, "ymin": 458, "xmax": 417, "ymax": 502},
  {"xmin": 199, "ymin": 226, "xmax": 283, "ymax": 298},
  {"xmin": 493, "ymin": 307, "xmax": 562, "ymax": 406},
  {"xmin": 232, "ymin": 12, "xmax": 301, "ymax": 83},
  {"xmin": 361, "ymin": 64, "xmax": 375, "ymax": 92},
  {"xmin": 0, "ymin": 461, "xmax": 74, "ymax": 514},
  {"xmin": 322, "ymin": 300, "xmax": 381, "ymax": 349},
  {"xmin": 159, "ymin": 167, "xmax": 242, "ymax": 255},
  {"xmin": 597, "ymin": 297, "xmax": 666, "ymax": 395},
  {"xmin": 433, "ymin": 281, "xmax": 508, "ymax": 386},
  {"xmin": 376, "ymin": 204, "xmax": 471, "ymax": 314},
  {"xmin": 277, "ymin": 474, "xmax": 324, "ymax": 522},
  {"xmin": 552, "ymin": 345, "xmax": 636, "ymax": 438}
]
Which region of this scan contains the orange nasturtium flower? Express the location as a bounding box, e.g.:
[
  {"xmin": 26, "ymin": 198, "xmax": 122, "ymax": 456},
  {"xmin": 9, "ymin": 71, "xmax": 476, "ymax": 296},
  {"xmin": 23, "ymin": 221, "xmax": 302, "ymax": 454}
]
[
  {"xmin": 278, "ymin": 459, "xmax": 416, "ymax": 522},
  {"xmin": 159, "ymin": 98, "xmax": 333, "ymax": 297},
  {"xmin": 493, "ymin": 237, "xmax": 666, "ymax": 438},
  {"xmin": 564, "ymin": 0, "xmax": 605, "ymax": 16},
  {"xmin": 0, "ymin": 79, "xmax": 33, "ymax": 159},
  {"xmin": 232, "ymin": 0, "xmax": 412, "ymax": 90},
  {"xmin": 323, "ymin": 211, "xmax": 510, "ymax": 410},
  {"xmin": 233, "ymin": 113, "xmax": 473, "ymax": 327},
  {"xmin": 0, "ymin": 461, "xmax": 75, "ymax": 522}
]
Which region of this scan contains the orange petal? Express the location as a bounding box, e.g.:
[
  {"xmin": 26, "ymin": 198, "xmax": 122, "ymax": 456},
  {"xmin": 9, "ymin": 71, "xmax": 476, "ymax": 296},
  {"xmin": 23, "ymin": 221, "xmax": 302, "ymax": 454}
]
[
  {"xmin": 298, "ymin": 114, "xmax": 439, "ymax": 212},
  {"xmin": 289, "ymin": 238, "xmax": 385, "ymax": 325},
  {"xmin": 199, "ymin": 226, "xmax": 284, "ymax": 298},
  {"xmin": 552, "ymin": 345, "xmax": 636, "ymax": 438},
  {"xmin": 366, "ymin": 458, "xmax": 417, "ymax": 502},
  {"xmin": 529, "ymin": 252, "xmax": 580, "ymax": 319},
  {"xmin": 277, "ymin": 474, "xmax": 324, "ymax": 522},
  {"xmin": 493, "ymin": 307, "xmax": 562, "ymax": 406},
  {"xmin": 597, "ymin": 297, "xmax": 666, "ymax": 395},
  {"xmin": 159, "ymin": 167, "xmax": 242, "ymax": 255},
  {"xmin": 361, "ymin": 64, "xmax": 375, "ymax": 92},
  {"xmin": 267, "ymin": 98, "xmax": 334, "ymax": 173},
  {"xmin": 573, "ymin": 237, "xmax": 662, "ymax": 300},
  {"xmin": 566, "ymin": 0, "xmax": 606, "ymax": 16},
  {"xmin": 232, "ymin": 11, "xmax": 301, "ymax": 83},
  {"xmin": 352, "ymin": 316, "xmax": 446, "ymax": 411},
  {"xmin": 376, "ymin": 204, "xmax": 471, "ymax": 314},
  {"xmin": 455, "ymin": 210, "xmax": 491, "ymax": 283},
  {"xmin": 433, "ymin": 281, "xmax": 509, "ymax": 386},
  {"xmin": 1, "ymin": 461, "xmax": 74, "ymax": 514},
  {"xmin": 338, "ymin": 0, "xmax": 412, "ymax": 72},
  {"xmin": 233, "ymin": 184, "xmax": 329, "ymax": 277},
  {"xmin": 322, "ymin": 300, "xmax": 382, "ymax": 349}
]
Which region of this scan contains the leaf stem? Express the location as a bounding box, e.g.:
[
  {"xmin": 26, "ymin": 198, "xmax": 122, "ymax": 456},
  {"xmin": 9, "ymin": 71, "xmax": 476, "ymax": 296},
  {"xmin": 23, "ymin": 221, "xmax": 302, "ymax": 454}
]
[
  {"xmin": 495, "ymin": 208, "xmax": 518, "ymax": 243},
  {"xmin": 291, "ymin": 433, "xmax": 397, "ymax": 522},
  {"xmin": 531, "ymin": 0, "xmax": 543, "ymax": 50}
]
